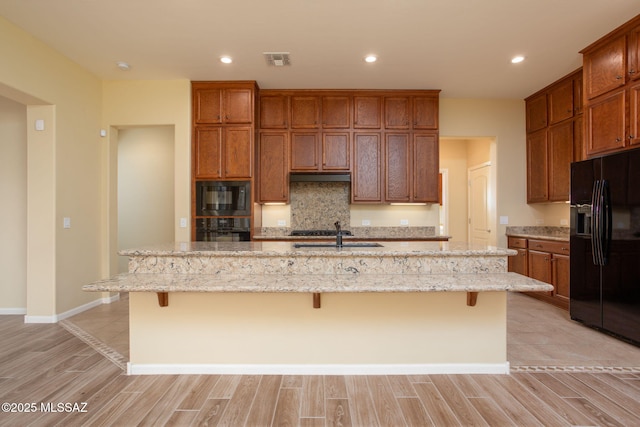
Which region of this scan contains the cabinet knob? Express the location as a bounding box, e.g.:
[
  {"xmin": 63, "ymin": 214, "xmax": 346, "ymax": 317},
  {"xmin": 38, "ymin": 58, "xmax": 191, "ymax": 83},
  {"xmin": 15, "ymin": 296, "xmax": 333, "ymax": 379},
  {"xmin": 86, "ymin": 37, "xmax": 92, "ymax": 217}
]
[
  {"xmin": 616, "ymin": 137, "xmax": 623, "ymax": 142},
  {"xmin": 630, "ymin": 69, "xmax": 637, "ymax": 75},
  {"xmin": 629, "ymin": 135, "xmax": 635, "ymax": 139},
  {"xmin": 616, "ymin": 75, "xmax": 623, "ymax": 80}
]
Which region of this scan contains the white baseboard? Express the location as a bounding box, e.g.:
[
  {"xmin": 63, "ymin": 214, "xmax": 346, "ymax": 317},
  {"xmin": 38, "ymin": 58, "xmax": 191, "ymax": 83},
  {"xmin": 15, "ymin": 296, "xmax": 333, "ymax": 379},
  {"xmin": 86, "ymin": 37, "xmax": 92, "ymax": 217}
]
[
  {"xmin": 127, "ymin": 362, "xmax": 510, "ymax": 376},
  {"xmin": 24, "ymin": 292, "xmax": 121, "ymax": 324},
  {"xmin": 0, "ymin": 308, "xmax": 27, "ymax": 315}
]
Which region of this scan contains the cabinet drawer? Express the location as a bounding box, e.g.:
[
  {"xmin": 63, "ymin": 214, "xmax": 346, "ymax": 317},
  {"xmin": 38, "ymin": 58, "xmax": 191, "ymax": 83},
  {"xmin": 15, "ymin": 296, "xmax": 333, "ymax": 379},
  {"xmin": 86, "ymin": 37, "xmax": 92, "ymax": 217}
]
[
  {"xmin": 508, "ymin": 237, "xmax": 527, "ymax": 249},
  {"xmin": 528, "ymin": 239, "xmax": 570, "ymax": 255}
]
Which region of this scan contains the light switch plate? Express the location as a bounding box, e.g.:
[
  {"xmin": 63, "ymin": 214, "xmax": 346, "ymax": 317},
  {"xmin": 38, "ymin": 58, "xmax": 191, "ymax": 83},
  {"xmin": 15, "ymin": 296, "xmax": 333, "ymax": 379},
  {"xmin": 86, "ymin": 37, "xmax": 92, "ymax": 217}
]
[
  {"xmin": 277, "ymin": 220, "xmax": 286, "ymax": 226},
  {"xmin": 400, "ymin": 219, "xmax": 409, "ymax": 225},
  {"xmin": 499, "ymin": 216, "xmax": 508, "ymax": 225},
  {"xmin": 362, "ymin": 219, "xmax": 371, "ymax": 226},
  {"xmin": 179, "ymin": 217, "xmax": 187, "ymax": 228},
  {"xmin": 63, "ymin": 217, "xmax": 71, "ymax": 229}
]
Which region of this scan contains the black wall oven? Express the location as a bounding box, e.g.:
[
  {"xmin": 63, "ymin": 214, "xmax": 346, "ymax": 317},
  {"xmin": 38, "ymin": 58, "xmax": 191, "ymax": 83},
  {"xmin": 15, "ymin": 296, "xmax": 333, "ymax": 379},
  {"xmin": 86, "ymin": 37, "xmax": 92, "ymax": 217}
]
[{"xmin": 195, "ymin": 181, "xmax": 251, "ymax": 217}]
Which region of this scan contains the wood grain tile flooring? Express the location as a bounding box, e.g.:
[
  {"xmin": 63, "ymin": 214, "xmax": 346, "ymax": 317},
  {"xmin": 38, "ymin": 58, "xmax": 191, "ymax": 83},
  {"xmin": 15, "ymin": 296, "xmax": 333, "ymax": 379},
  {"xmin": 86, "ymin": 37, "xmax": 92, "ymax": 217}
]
[{"xmin": 1, "ymin": 292, "xmax": 639, "ymax": 426}]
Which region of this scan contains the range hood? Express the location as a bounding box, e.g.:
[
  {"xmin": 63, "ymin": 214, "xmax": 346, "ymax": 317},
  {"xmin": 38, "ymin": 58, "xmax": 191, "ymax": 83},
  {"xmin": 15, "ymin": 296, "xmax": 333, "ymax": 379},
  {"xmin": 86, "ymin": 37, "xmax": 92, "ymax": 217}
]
[{"xmin": 289, "ymin": 172, "xmax": 351, "ymax": 182}]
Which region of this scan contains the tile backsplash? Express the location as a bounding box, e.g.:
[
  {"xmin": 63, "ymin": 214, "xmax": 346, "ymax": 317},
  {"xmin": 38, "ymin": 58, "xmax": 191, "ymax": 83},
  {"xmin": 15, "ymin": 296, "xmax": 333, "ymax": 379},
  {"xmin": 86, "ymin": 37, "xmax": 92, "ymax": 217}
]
[{"xmin": 290, "ymin": 182, "xmax": 350, "ymax": 231}]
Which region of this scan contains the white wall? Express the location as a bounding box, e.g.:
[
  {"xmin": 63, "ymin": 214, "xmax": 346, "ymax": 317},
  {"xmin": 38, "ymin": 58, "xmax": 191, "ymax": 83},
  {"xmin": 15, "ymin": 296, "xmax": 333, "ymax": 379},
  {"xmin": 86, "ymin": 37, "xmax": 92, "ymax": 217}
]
[
  {"xmin": 117, "ymin": 126, "xmax": 175, "ymax": 272},
  {"xmin": 0, "ymin": 96, "xmax": 27, "ymax": 311}
]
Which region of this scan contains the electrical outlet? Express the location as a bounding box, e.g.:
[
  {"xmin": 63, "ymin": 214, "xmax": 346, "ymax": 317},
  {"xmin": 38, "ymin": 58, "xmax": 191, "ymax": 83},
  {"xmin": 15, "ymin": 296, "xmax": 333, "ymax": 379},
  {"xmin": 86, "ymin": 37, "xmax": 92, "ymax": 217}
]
[
  {"xmin": 560, "ymin": 219, "xmax": 568, "ymax": 226},
  {"xmin": 400, "ymin": 219, "xmax": 409, "ymax": 225},
  {"xmin": 179, "ymin": 217, "xmax": 187, "ymax": 228},
  {"xmin": 536, "ymin": 219, "xmax": 544, "ymax": 225},
  {"xmin": 63, "ymin": 217, "xmax": 71, "ymax": 229},
  {"xmin": 277, "ymin": 220, "xmax": 286, "ymax": 226},
  {"xmin": 362, "ymin": 219, "xmax": 371, "ymax": 226},
  {"xmin": 499, "ymin": 216, "xmax": 508, "ymax": 225}
]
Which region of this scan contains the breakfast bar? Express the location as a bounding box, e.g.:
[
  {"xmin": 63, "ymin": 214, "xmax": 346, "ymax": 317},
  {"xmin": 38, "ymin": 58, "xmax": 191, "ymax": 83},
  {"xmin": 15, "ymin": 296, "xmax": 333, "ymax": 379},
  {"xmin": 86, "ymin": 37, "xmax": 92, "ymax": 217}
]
[{"xmin": 83, "ymin": 241, "xmax": 552, "ymax": 375}]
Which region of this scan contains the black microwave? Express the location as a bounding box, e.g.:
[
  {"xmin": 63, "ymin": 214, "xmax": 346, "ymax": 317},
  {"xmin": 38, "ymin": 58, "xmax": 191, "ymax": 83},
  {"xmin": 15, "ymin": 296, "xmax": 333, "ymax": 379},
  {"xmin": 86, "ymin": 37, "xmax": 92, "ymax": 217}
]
[{"xmin": 195, "ymin": 181, "xmax": 251, "ymax": 216}]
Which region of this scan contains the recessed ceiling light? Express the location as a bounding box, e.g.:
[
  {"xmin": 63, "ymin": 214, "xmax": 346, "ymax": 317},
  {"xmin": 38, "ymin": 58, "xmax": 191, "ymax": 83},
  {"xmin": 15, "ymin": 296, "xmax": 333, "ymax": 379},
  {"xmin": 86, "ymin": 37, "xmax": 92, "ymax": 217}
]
[
  {"xmin": 364, "ymin": 55, "xmax": 378, "ymax": 63},
  {"xmin": 116, "ymin": 61, "xmax": 131, "ymax": 71},
  {"xmin": 220, "ymin": 56, "xmax": 233, "ymax": 64},
  {"xmin": 511, "ymin": 56, "xmax": 525, "ymax": 64}
]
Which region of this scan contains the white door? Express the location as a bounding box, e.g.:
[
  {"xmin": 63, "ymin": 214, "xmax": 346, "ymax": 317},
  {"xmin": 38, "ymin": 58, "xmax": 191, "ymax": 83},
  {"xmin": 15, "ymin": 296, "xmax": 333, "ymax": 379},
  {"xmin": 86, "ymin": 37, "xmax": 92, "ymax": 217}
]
[{"xmin": 468, "ymin": 164, "xmax": 492, "ymax": 246}]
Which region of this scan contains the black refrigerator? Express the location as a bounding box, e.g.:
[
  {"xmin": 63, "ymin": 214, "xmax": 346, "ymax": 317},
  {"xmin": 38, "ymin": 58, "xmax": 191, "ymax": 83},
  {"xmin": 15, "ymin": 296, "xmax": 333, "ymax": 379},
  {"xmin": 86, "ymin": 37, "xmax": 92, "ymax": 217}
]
[{"xmin": 570, "ymin": 147, "xmax": 640, "ymax": 346}]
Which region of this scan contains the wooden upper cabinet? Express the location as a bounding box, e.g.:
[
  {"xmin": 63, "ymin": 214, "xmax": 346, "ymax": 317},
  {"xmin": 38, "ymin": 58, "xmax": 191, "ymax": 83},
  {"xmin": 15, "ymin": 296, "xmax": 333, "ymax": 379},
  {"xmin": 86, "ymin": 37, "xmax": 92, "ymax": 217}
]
[
  {"xmin": 353, "ymin": 133, "xmax": 382, "ymax": 202},
  {"xmin": 586, "ymin": 88, "xmax": 627, "ymax": 155},
  {"xmin": 322, "ymin": 133, "xmax": 350, "ymax": 170},
  {"xmin": 583, "ymin": 34, "xmax": 626, "ymax": 100},
  {"xmin": 526, "ymin": 93, "xmax": 548, "ymax": 132},
  {"xmin": 413, "ymin": 132, "xmax": 439, "ymax": 202},
  {"xmin": 291, "ymin": 96, "xmax": 320, "ymax": 129},
  {"xmin": 412, "ymin": 96, "xmax": 439, "ymax": 129},
  {"xmin": 260, "ymin": 95, "xmax": 288, "ymax": 128},
  {"xmin": 290, "ymin": 133, "xmax": 319, "ymax": 170},
  {"xmin": 629, "ymin": 81, "xmax": 640, "ymax": 146},
  {"xmin": 384, "ymin": 97, "xmax": 410, "ymax": 129},
  {"xmin": 385, "ymin": 133, "xmax": 411, "ymax": 201},
  {"xmin": 527, "ymin": 129, "xmax": 549, "ymax": 203},
  {"xmin": 353, "ymin": 96, "xmax": 381, "ymax": 129},
  {"xmin": 193, "ymin": 84, "xmax": 254, "ymax": 125},
  {"xmin": 548, "ymin": 79, "xmax": 574, "ymax": 125},
  {"xmin": 322, "ymin": 96, "xmax": 350, "ymax": 128},
  {"xmin": 258, "ymin": 132, "xmax": 289, "ymax": 203},
  {"xmin": 193, "ymin": 127, "xmax": 222, "ymax": 179},
  {"xmin": 193, "ymin": 126, "xmax": 252, "ymax": 179},
  {"xmin": 548, "ymin": 121, "xmax": 573, "ymax": 201},
  {"xmin": 629, "ymin": 25, "xmax": 640, "ymax": 81}
]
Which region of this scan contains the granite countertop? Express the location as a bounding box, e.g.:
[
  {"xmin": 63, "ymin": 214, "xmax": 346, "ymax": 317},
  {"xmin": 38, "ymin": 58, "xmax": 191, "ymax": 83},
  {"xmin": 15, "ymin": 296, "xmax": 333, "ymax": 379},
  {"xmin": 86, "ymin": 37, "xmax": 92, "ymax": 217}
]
[
  {"xmin": 119, "ymin": 241, "xmax": 514, "ymax": 257},
  {"xmin": 253, "ymin": 226, "xmax": 450, "ymax": 241},
  {"xmin": 505, "ymin": 226, "xmax": 569, "ymax": 242},
  {"xmin": 83, "ymin": 272, "xmax": 553, "ymax": 294}
]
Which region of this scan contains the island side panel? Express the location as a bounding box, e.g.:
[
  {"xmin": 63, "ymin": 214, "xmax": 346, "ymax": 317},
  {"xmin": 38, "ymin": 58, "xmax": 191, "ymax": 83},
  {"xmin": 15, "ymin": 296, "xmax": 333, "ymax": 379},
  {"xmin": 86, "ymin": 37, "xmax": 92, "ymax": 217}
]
[{"xmin": 128, "ymin": 291, "xmax": 507, "ymax": 374}]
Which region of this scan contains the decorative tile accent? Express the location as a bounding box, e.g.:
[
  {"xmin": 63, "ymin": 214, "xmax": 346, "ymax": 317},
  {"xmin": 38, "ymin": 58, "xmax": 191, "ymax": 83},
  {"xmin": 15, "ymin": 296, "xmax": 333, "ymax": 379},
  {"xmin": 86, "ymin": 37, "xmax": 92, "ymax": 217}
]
[
  {"xmin": 60, "ymin": 320, "xmax": 127, "ymax": 371},
  {"xmin": 511, "ymin": 365, "xmax": 640, "ymax": 373}
]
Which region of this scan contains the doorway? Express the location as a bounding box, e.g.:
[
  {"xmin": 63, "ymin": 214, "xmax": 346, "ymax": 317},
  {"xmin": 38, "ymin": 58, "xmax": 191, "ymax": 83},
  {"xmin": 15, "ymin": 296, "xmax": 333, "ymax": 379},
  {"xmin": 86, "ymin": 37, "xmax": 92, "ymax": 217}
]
[{"xmin": 117, "ymin": 126, "xmax": 175, "ymax": 272}]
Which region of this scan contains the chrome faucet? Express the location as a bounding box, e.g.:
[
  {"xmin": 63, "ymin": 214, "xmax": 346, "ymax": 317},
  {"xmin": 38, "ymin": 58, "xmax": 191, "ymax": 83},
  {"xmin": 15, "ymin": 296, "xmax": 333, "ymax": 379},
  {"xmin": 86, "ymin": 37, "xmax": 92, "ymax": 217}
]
[{"xmin": 334, "ymin": 221, "xmax": 343, "ymax": 247}]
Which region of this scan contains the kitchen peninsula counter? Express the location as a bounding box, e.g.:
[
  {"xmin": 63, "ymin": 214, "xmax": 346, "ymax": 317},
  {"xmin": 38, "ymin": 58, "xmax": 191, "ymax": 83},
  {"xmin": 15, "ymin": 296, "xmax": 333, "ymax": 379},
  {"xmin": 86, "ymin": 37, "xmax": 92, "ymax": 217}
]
[{"xmin": 85, "ymin": 241, "xmax": 551, "ymax": 375}]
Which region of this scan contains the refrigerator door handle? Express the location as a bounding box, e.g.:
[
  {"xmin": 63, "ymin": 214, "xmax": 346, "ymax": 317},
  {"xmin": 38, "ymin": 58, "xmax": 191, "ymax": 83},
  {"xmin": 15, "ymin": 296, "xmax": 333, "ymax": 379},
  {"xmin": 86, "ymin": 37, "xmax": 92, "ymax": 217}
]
[
  {"xmin": 601, "ymin": 179, "xmax": 612, "ymax": 265},
  {"xmin": 591, "ymin": 179, "xmax": 604, "ymax": 266}
]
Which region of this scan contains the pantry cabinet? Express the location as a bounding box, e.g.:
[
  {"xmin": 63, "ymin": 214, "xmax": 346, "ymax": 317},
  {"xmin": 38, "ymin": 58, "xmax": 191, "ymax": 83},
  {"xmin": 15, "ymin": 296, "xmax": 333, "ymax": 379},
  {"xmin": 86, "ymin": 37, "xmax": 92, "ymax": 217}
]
[
  {"xmin": 353, "ymin": 96, "xmax": 382, "ymax": 129},
  {"xmin": 582, "ymin": 16, "xmax": 640, "ymax": 156}
]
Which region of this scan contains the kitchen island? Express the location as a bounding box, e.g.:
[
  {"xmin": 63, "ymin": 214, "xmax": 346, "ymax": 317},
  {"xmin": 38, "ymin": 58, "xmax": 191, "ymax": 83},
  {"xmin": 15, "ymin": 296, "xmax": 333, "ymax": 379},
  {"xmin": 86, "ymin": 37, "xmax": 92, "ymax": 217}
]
[{"xmin": 84, "ymin": 241, "xmax": 552, "ymax": 375}]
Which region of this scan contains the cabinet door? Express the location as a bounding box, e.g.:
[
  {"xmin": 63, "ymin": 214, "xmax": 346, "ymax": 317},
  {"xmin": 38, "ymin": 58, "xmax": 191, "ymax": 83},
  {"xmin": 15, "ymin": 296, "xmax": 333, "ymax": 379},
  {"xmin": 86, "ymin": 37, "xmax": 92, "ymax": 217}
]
[
  {"xmin": 413, "ymin": 132, "xmax": 439, "ymax": 202},
  {"xmin": 527, "ymin": 129, "xmax": 549, "ymax": 203},
  {"xmin": 553, "ymin": 253, "xmax": 570, "ymax": 300},
  {"xmin": 322, "ymin": 133, "xmax": 350, "ymax": 170},
  {"xmin": 508, "ymin": 248, "xmax": 528, "ymax": 276},
  {"xmin": 548, "ymin": 79, "xmax": 574, "ymax": 125},
  {"xmin": 258, "ymin": 132, "xmax": 289, "ymax": 202},
  {"xmin": 223, "ymin": 88, "xmax": 253, "ymax": 123},
  {"xmin": 322, "ymin": 96, "xmax": 350, "ymax": 128},
  {"xmin": 573, "ymin": 116, "xmax": 584, "ymax": 162},
  {"xmin": 586, "ymin": 89, "xmax": 627, "ymax": 156},
  {"xmin": 384, "ymin": 97, "xmax": 410, "ymax": 129},
  {"xmin": 528, "ymin": 250, "xmax": 552, "ymax": 292},
  {"xmin": 573, "ymin": 72, "xmax": 584, "ymax": 115},
  {"xmin": 353, "ymin": 133, "xmax": 381, "ymax": 202},
  {"xmin": 353, "ymin": 96, "xmax": 381, "ymax": 129},
  {"xmin": 412, "ymin": 96, "xmax": 439, "ymax": 130},
  {"xmin": 193, "ymin": 127, "xmax": 222, "ymax": 179},
  {"xmin": 385, "ymin": 133, "xmax": 411, "ymax": 201},
  {"xmin": 223, "ymin": 127, "xmax": 252, "ymax": 178},
  {"xmin": 290, "ymin": 133, "xmax": 319, "ymax": 170},
  {"xmin": 291, "ymin": 96, "xmax": 320, "ymax": 129},
  {"xmin": 526, "ymin": 93, "xmax": 547, "ymax": 132},
  {"xmin": 548, "ymin": 121, "xmax": 573, "ymax": 202},
  {"xmin": 583, "ymin": 35, "xmax": 626, "ymax": 100},
  {"xmin": 193, "ymin": 88, "xmax": 222, "ymax": 125},
  {"xmin": 629, "ymin": 25, "xmax": 640, "ymax": 81},
  {"xmin": 629, "ymin": 81, "xmax": 640, "ymax": 146},
  {"xmin": 260, "ymin": 95, "xmax": 288, "ymax": 128}
]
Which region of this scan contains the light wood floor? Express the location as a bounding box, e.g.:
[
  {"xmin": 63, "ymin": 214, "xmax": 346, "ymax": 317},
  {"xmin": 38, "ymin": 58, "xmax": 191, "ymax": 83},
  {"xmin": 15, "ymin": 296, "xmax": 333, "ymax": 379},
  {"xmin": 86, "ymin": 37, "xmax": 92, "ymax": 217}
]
[{"xmin": 1, "ymin": 294, "xmax": 639, "ymax": 426}]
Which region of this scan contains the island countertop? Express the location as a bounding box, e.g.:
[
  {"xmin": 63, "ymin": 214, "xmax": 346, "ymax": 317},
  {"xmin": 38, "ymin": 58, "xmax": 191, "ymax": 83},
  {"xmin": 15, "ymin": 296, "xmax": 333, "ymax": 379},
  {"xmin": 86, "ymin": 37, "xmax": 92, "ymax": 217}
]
[{"xmin": 119, "ymin": 240, "xmax": 515, "ymax": 257}]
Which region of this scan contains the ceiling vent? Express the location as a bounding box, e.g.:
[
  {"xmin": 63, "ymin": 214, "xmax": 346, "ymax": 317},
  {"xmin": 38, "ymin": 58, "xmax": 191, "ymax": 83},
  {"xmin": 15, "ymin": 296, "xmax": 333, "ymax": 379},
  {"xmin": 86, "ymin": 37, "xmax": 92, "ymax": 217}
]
[{"xmin": 264, "ymin": 52, "xmax": 291, "ymax": 67}]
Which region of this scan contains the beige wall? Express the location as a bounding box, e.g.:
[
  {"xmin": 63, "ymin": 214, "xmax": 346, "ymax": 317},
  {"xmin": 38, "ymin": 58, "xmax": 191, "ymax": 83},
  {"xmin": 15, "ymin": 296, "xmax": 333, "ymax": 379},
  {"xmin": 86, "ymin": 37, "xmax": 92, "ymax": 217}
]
[
  {"xmin": 1, "ymin": 16, "xmax": 104, "ymax": 318},
  {"xmin": 117, "ymin": 126, "xmax": 175, "ymax": 272},
  {"xmin": 0, "ymin": 97, "xmax": 27, "ymax": 311},
  {"xmin": 102, "ymin": 79, "xmax": 191, "ymax": 275}
]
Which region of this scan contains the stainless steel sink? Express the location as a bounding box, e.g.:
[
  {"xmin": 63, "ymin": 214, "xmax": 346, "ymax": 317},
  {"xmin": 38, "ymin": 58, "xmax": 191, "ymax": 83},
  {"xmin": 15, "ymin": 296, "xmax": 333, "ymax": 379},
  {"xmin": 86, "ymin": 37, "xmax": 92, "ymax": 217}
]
[{"xmin": 293, "ymin": 243, "xmax": 383, "ymax": 248}]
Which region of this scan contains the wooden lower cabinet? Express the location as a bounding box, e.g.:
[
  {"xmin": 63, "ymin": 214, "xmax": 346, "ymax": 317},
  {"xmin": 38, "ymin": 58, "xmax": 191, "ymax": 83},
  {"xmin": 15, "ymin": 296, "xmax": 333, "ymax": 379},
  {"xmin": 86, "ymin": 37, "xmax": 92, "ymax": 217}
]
[{"xmin": 508, "ymin": 236, "xmax": 570, "ymax": 310}]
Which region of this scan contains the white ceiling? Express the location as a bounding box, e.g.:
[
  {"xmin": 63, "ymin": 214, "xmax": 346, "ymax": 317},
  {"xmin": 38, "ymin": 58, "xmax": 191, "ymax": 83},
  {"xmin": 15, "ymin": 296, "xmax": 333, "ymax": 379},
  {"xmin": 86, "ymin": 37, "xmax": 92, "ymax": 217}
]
[{"xmin": 2, "ymin": 0, "xmax": 640, "ymax": 99}]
